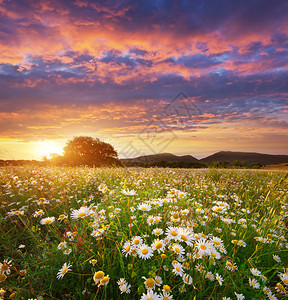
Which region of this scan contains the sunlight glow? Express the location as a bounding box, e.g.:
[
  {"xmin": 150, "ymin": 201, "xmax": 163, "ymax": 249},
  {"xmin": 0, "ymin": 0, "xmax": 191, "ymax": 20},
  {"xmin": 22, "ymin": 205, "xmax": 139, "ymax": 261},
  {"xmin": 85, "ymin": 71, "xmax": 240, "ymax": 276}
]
[{"xmin": 37, "ymin": 141, "xmax": 63, "ymax": 158}]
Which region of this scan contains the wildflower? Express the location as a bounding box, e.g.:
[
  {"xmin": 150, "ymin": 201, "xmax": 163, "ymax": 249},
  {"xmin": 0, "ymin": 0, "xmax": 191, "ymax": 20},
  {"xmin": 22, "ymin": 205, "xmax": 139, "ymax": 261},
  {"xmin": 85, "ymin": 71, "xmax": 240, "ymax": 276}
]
[
  {"xmin": 275, "ymin": 282, "xmax": 285, "ymax": 293},
  {"xmin": 0, "ymin": 273, "xmax": 7, "ymax": 283},
  {"xmin": 154, "ymin": 275, "xmax": 162, "ymax": 286},
  {"xmin": 56, "ymin": 262, "xmax": 72, "ymax": 280},
  {"xmin": 160, "ymin": 291, "xmax": 173, "ymax": 300},
  {"xmin": 89, "ymin": 259, "xmax": 97, "ymax": 266},
  {"xmin": 172, "ymin": 263, "xmax": 184, "ymax": 276},
  {"xmin": 237, "ymin": 240, "xmax": 246, "ymax": 247},
  {"xmin": 273, "ymin": 255, "xmax": 281, "ymax": 263},
  {"xmin": 93, "ymin": 271, "xmax": 104, "ymax": 285},
  {"xmin": 171, "ymin": 244, "xmax": 185, "ymax": 256},
  {"xmin": 250, "ymin": 268, "xmax": 261, "ymax": 277},
  {"xmin": 63, "ymin": 249, "xmax": 72, "ymax": 255},
  {"xmin": 122, "ymin": 241, "xmax": 132, "ymax": 257},
  {"xmin": 140, "ymin": 290, "xmax": 161, "ymax": 300},
  {"xmin": 210, "ymin": 236, "xmax": 224, "ymax": 248},
  {"xmin": 182, "ymin": 274, "xmax": 193, "ymax": 285},
  {"xmin": 279, "ymin": 271, "xmax": 288, "ymax": 285},
  {"xmin": 151, "ymin": 239, "xmax": 166, "ymax": 253},
  {"xmin": 215, "ymin": 273, "xmax": 223, "ymax": 286},
  {"xmin": 137, "ymin": 203, "xmax": 152, "ymax": 212},
  {"xmin": 177, "ymin": 227, "xmax": 193, "ymax": 246},
  {"xmin": 234, "ymin": 292, "xmax": 245, "ymax": 300},
  {"xmin": 249, "ymin": 277, "xmax": 260, "ymax": 289},
  {"xmin": 0, "ymin": 259, "xmax": 12, "ymax": 275},
  {"xmin": 71, "ymin": 207, "xmax": 90, "ymax": 219},
  {"xmin": 147, "ymin": 216, "xmax": 155, "ymax": 225},
  {"xmin": 99, "ymin": 275, "xmax": 110, "ymax": 286},
  {"xmin": 33, "ymin": 210, "xmax": 44, "ymax": 217},
  {"xmin": 165, "ymin": 226, "xmax": 179, "ymax": 241},
  {"xmin": 137, "ymin": 244, "xmax": 153, "ymax": 260},
  {"xmin": 267, "ymin": 293, "xmax": 278, "ymax": 300},
  {"xmin": 40, "ymin": 217, "xmax": 55, "ymax": 225},
  {"xmin": 58, "ymin": 214, "xmax": 68, "ymax": 221},
  {"xmin": 122, "ymin": 189, "xmax": 137, "ymax": 196},
  {"xmin": 0, "ymin": 289, "xmax": 6, "ymax": 298},
  {"xmin": 226, "ymin": 261, "xmax": 238, "ymax": 271},
  {"xmin": 195, "ymin": 238, "xmax": 213, "ymax": 256},
  {"xmin": 205, "ymin": 271, "xmax": 215, "ymax": 281},
  {"xmin": 57, "ymin": 242, "xmax": 67, "ymax": 250},
  {"xmin": 143, "ymin": 277, "xmax": 155, "ymax": 290},
  {"xmin": 153, "ymin": 228, "xmax": 163, "ymax": 236},
  {"xmin": 163, "ymin": 285, "xmax": 171, "ymax": 292},
  {"xmin": 117, "ymin": 278, "xmax": 131, "ymax": 294},
  {"xmin": 131, "ymin": 236, "xmax": 143, "ymax": 247}
]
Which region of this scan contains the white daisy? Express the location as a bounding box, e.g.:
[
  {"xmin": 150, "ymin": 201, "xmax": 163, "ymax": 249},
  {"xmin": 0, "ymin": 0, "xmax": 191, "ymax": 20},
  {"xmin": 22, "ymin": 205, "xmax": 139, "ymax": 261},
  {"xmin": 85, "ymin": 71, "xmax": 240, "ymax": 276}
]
[{"xmin": 56, "ymin": 262, "xmax": 72, "ymax": 280}]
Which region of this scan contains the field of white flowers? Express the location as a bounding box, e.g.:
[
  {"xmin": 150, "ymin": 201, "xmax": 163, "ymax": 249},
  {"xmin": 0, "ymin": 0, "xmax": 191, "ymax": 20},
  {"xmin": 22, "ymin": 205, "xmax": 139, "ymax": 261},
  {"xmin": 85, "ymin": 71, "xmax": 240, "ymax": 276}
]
[{"xmin": 0, "ymin": 167, "xmax": 287, "ymax": 299}]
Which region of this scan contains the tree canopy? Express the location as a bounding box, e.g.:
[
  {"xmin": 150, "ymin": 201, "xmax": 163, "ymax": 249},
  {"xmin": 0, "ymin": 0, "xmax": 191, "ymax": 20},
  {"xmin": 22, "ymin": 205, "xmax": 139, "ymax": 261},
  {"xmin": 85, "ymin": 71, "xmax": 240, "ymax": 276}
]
[{"xmin": 62, "ymin": 136, "xmax": 119, "ymax": 166}]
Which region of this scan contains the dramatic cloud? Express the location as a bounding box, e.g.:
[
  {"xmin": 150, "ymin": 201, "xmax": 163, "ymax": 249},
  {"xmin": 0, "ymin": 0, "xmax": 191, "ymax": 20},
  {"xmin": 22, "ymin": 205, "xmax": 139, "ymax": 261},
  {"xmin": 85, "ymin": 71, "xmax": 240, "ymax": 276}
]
[{"xmin": 0, "ymin": 0, "xmax": 287, "ymax": 159}]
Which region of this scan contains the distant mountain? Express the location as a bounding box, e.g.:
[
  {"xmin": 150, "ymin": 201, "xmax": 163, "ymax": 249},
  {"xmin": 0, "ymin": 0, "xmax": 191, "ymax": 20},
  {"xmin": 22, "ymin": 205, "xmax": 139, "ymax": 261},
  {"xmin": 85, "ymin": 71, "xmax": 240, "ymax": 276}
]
[
  {"xmin": 200, "ymin": 151, "xmax": 288, "ymax": 165},
  {"xmin": 121, "ymin": 153, "xmax": 198, "ymax": 163}
]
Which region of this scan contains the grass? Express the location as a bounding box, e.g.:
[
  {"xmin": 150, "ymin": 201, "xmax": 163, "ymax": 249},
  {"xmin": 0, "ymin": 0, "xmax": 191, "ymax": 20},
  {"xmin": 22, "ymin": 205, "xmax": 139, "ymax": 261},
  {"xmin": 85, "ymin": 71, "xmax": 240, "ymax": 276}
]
[{"xmin": 0, "ymin": 166, "xmax": 287, "ymax": 299}]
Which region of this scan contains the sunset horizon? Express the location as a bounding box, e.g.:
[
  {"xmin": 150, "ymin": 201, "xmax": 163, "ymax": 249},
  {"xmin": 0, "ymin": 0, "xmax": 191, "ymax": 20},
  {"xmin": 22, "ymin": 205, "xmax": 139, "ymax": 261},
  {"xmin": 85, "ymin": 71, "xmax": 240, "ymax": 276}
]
[{"xmin": 1, "ymin": 0, "xmax": 288, "ymax": 160}]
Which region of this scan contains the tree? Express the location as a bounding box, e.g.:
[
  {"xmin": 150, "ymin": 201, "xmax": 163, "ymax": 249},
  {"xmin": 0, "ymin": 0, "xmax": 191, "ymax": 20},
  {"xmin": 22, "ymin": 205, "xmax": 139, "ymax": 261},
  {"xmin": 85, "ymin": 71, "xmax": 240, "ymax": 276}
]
[{"xmin": 63, "ymin": 136, "xmax": 119, "ymax": 166}]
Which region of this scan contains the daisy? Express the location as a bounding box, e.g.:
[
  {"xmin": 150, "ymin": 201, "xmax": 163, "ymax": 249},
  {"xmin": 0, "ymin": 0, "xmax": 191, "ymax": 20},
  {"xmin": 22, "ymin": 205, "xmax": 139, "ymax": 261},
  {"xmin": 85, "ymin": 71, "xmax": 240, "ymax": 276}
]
[
  {"xmin": 63, "ymin": 249, "xmax": 72, "ymax": 255},
  {"xmin": 131, "ymin": 236, "xmax": 143, "ymax": 247},
  {"xmin": 147, "ymin": 216, "xmax": 155, "ymax": 226},
  {"xmin": 153, "ymin": 228, "xmax": 164, "ymax": 236},
  {"xmin": 237, "ymin": 240, "xmax": 246, "ymax": 247},
  {"xmin": 122, "ymin": 241, "xmax": 132, "ymax": 257},
  {"xmin": 99, "ymin": 275, "xmax": 110, "ymax": 286},
  {"xmin": 226, "ymin": 261, "xmax": 238, "ymax": 271},
  {"xmin": 137, "ymin": 203, "xmax": 152, "ymax": 212},
  {"xmin": 210, "ymin": 237, "xmax": 224, "ymax": 248},
  {"xmin": 151, "ymin": 239, "xmax": 166, "ymax": 253},
  {"xmin": 119, "ymin": 281, "xmax": 131, "ymax": 294},
  {"xmin": 93, "ymin": 270, "xmax": 104, "ymax": 285},
  {"xmin": 155, "ymin": 276, "xmax": 162, "ymax": 286},
  {"xmin": 171, "ymin": 244, "xmax": 185, "ymax": 256},
  {"xmin": 160, "ymin": 291, "xmax": 173, "ymax": 300},
  {"xmin": 165, "ymin": 226, "xmax": 179, "ymax": 241},
  {"xmin": 195, "ymin": 238, "xmax": 213, "ymax": 256},
  {"xmin": 182, "ymin": 274, "xmax": 193, "ymax": 285},
  {"xmin": 163, "ymin": 285, "xmax": 171, "ymax": 292},
  {"xmin": 249, "ymin": 277, "xmax": 260, "ymax": 289},
  {"xmin": 56, "ymin": 262, "xmax": 72, "ymax": 280},
  {"xmin": 267, "ymin": 293, "xmax": 278, "ymax": 300},
  {"xmin": 250, "ymin": 268, "xmax": 261, "ymax": 277},
  {"xmin": 137, "ymin": 244, "xmax": 153, "ymax": 260},
  {"xmin": 205, "ymin": 271, "xmax": 215, "ymax": 281},
  {"xmin": 40, "ymin": 217, "xmax": 55, "ymax": 225},
  {"xmin": 140, "ymin": 290, "xmax": 161, "ymax": 300},
  {"xmin": 143, "ymin": 277, "xmax": 155, "ymax": 290},
  {"xmin": 122, "ymin": 189, "xmax": 137, "ymax": 196},
  {"xmin": 57, "ymin": 242, "xmax": 67, "ymax": 250},
  {"xmin": 216, "ymin": 273, "xmax": 223, "ymax": 286},
  {"xmin": 89, "ymin": 259, "xmax": 97, "ymax": 266},
  {"xmin": 234, "ymin": 292, "xmax": 245, "ymax": 300},
  {"xmin": 172, "ymin": 263, "xmax": 184, "ymax": 276},
  {"xmin": 273, "ymin": 255, "xmax": 281, "ymax": 263},
  {"xmin": 0, "ymin": 259, "xmax": 12, "ymax": 275},
  {"xmin": 71, "ymin": 207, "xmax": 90, "ymax": 219},
  {"xmin": 177, "ymin": 227, "xmax": 193, "ymax": 246}
]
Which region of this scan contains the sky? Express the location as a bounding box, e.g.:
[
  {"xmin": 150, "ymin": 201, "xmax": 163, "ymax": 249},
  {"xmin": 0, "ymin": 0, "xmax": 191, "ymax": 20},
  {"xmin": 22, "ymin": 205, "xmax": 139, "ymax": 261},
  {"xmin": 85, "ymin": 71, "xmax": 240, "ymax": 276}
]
[{"xmin": 0, "ymin": 0, "xmax": 288, "ymax": 160}]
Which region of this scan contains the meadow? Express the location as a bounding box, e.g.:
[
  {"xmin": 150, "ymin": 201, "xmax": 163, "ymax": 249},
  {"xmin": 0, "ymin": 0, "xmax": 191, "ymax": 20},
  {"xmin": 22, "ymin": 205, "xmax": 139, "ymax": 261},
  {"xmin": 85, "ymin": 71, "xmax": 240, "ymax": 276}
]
[{"xmin": 0, "ymin": 166, "xmax": 287, "ymax": 300}]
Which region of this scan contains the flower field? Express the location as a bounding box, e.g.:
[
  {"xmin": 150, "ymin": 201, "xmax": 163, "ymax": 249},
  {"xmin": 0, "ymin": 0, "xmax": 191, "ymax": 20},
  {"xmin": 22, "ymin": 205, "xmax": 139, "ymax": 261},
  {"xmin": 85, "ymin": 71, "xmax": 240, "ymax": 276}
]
[{"xmin": 0, "ymin": 166, "xmax": 287, "ymax": 299}]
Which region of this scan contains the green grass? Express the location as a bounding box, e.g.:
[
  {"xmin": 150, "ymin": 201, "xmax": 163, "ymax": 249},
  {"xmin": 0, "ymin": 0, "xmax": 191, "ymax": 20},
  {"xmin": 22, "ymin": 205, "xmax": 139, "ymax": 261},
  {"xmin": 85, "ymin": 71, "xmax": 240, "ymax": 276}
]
[{"xmin": 0, "ymin": 167, "xmax": 287, "ymax": 299}]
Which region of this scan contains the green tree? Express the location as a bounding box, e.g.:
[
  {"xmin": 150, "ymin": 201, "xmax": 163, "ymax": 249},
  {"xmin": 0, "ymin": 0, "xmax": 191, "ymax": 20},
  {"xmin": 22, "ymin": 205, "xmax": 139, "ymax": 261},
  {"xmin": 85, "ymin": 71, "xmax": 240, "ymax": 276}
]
[{"xmin": 63, "ymin": 136, "xmax": 119, "ymax": 166}]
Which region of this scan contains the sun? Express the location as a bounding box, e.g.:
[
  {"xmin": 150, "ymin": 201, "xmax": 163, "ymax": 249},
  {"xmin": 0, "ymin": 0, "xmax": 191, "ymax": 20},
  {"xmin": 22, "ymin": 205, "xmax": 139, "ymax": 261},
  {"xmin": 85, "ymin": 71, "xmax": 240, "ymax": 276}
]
[{"xmin": 37, "ymin": 141, "xmax": 63, "ymax": 158}]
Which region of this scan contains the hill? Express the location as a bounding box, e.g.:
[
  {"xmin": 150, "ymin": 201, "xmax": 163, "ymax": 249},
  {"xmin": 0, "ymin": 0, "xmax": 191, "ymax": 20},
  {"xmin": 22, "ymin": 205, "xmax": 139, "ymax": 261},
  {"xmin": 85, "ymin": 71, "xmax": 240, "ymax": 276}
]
[
  {"xmin": 121, "ymin": 153, "xmax": 198, "ymax": 163},
  {"xmin": 200, "ymin": 151, "xmax": 288, "ymax": 165}
]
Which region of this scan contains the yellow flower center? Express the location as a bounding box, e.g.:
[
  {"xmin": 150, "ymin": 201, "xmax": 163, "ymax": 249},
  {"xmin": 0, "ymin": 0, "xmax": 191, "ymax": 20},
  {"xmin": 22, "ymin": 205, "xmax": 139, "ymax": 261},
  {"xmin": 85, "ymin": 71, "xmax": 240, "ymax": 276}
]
[
  {"xmin": 227, "ymin": 262, "xmax": 233, "ymax": 267},
  {"xmin": 146, "ymin": 278, "xmax": 155, "ymax": 288},
  {"xmin": 120, "ymin": 282, "xmax": 124, "ymax": 286},
  {"xmin": 142, "ymin": 248, "xmax": 148, "ymax": 255},
  {"xmin": 141, "ymin": 207, "xmax": 147, "ymax": 211},
  {"xmin": 180, "ymin": 235, "xmax": 187, "ymax": 241},
  {"xmin": 171, "ymin": 231, "xmax": 177, "ymax": 237},
  {"xmin": 78, "ymin": 212, "xmax": 86, "ymax": 217},
  {"xmin": 94, "ymin": 271, "xmax": 104, "ymax": 279},
  {"xmin": 45, "ymin": 219, "xmax": 51, "ymax": 224},
  {"xmin": 213, "ymin": 240, "xmax": 220, "ymax": 245},
  {"xmin": 173, "ymin": 213, "xmax": 179, "ymax": 219},
  {"xmin": 163, "ymin": 285, "xmax": 170, "ymax": 292},
  {"xmin": 14, "ymin": 210, "xmax": 21, "ymax": 214},
  {"xmin": 161, "ymin": 254, "xmax": 167, "ymax": 259},
  {"xmin": 216, "ymin": 207, "xmax": 223, "ymax": 211},
  {"xmin": 200, "ymin": 244, "xmax": 206, "ymax": 250},
  {"xmin": 100, "ymin": 276, "xmax": 109, "ymax": 284},
  {"xmin": 147, "ymin": 298, "xmax": 153, "ymax": 300},
  {"xmin": 211, "ymin": 252, "xmax": 216, "ymax": 257},
  {"xmin": 155, "ymin": 230, "xmax": 160, "ymax": 235},
  {"xmin": 59, "ymin": 214, "xmax": 65, "ymax": 218},
  {"xmin": 176, "ymin": 267, "xmax": 180, "ymax": 272},
  {"xmin": 251, "ymin": 281, "xmax": 255, "ymax": 286},
  {"xmin": 61, "ymin": 267, "xmax": 68, "ymax": 274},
  {"xmin": 174, "ymin": 247, "xmax": 181, "ymax": 253},
  {"xmin": 0, "ymin": 273, "xmax": 7, "ymax": 282},
  {"xmin": 155, "ymin": 278, "xmax": 160, "ymax": 284},
  {"xmin": 126, "ymin": 245, "xmax": 130, "ymax": 252},
  {"xmin": 155, "ymin": 242, "xmax": 162, "ymax": 249},
  {"xmin": 163, "ymin": 297, "xmax": 168, "ymax": 300},
  {"xmin": 133, "ymin": 239, "xmax": 139, "ymax": 245},
  {"xmin": 284, "ymin": 279, "xmax": 288, "ymax": 285},
  {"xmin": 184, "ymin": 276, "xmax": 189, "ymax": 282}
]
